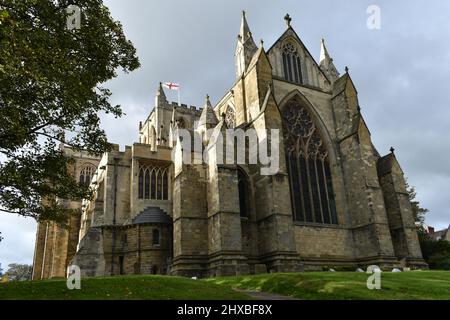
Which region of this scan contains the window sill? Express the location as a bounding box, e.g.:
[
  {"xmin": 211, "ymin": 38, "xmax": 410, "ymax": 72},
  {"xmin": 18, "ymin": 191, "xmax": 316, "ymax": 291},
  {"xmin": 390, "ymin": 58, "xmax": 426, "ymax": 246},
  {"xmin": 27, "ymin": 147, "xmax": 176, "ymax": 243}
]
[{"xmin": 293, "ymin": 221, "xmax": 343, "ymax": 229}]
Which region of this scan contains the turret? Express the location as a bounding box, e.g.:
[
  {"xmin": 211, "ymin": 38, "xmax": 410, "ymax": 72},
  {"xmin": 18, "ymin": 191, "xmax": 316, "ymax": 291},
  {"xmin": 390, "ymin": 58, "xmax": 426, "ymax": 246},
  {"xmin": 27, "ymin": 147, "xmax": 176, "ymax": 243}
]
[
  {"xmin": 197, "ymin": 95, "xmax": 218, "ymax": 144},
  {"xmin": 155, "ymin": 82, "xmax": 167, "ymax": 107}
]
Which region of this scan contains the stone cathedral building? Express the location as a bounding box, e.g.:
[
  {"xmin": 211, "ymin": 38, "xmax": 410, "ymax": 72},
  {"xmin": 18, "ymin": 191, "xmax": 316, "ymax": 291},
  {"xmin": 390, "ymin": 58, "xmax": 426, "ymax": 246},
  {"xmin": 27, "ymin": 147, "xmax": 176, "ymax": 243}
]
[{"xmin": 32, "ymin": 12, "xmax": 426, "ymax": 280}]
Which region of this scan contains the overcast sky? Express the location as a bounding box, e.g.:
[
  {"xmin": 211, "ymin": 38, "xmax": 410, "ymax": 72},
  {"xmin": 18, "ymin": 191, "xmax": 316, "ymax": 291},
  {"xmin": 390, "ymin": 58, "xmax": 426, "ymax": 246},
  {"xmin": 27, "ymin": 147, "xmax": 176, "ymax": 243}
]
[{"xmin": 1, "ymin": 0, "xmax": 449, "ymax": 270}]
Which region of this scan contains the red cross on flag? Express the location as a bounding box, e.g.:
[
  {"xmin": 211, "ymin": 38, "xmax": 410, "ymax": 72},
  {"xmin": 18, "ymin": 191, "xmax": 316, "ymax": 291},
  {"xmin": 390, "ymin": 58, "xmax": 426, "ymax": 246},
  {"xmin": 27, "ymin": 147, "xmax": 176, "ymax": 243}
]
[
  {"xmin": 163, "ymin": 82, "xmax": 181, "ymax": 106},
  {"xmin": 163, "ymin": 82, "xmax": 180, "ymax": 90}
]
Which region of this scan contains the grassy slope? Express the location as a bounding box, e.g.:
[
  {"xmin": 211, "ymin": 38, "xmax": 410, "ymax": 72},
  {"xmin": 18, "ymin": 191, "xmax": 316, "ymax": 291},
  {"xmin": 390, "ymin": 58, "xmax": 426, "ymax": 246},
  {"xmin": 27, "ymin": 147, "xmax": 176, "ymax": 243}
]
[
  {"xmin": 0, "ymin": 275, "xmax": 250, "ymax": 300},
  {"xmin": 207, "ymin": 271, "xmax": 450, "ymax": 300},
  {"xmin": 1, "ymin": 271, "xmax": 449, "ymax": 300}
]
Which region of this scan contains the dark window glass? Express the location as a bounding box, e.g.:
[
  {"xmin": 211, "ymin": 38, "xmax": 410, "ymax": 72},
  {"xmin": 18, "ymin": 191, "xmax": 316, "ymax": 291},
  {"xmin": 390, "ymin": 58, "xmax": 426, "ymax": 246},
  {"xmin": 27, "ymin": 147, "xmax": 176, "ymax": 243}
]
[
  {"xmin": 282, "ymin": 43, "xmax": 303, "ymax": 84},
  {"xmin": 144, "ymin": 170, "xmax": 150, "ymax": 199},
  {"xmin": 287, "ymin": 53, "xmax": 293, "ymax": 81},
  {"xmin": 317, "ymin": 160, "xmax": 331, "ymax": 224},
  {"xmin": 138, "ymin": 169, "xmax": 144, "ymax": 199},
  {"xmin": 282, "ymin": 53, "xmax": 289, "ymax": 82},
  {"xmin": 157, "ymin": 172, "xmax": 162, "ymax": 200},
  {"xmin": 325, "ymin": 163, "xmax": 338, "ymax": 224},
  {"xmin": 163, "ymin": 171, "xmax": 168, "ymax": 200},
  {"xmin": 151, "ymin": 171, "xmax": 156, "ymax": 199},
  {"xmin": 296, "ymin": 56, "xmax": 302, "ymax": 83},
  {"xmin": 300, "ymin": 157, "xmax": 313, "ymax": 222},
  {"xmin": 139, "ymin": 165, "xmax": 170, "ymax": 200},
  {"xmin": 152, "ymin": 229, "xmax": 160, "ymax": 245},
  {"xmin": 282, "ymin": 99, "xmax": 337, "ymax": 225},
  {"xmin": 292, "ymin": 56, "xmax": 299, "ymax": 83},
  {"xmin": 309, "ymin": 159, "xmax": 322, "ymax": 223},
  {"xmin": 288, "ymin": 155, "xmax": 303, "ymax": 221}
]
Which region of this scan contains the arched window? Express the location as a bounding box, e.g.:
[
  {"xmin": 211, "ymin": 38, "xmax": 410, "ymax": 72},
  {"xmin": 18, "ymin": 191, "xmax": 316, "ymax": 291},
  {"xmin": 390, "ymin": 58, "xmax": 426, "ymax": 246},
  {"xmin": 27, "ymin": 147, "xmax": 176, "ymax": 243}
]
[
  {"xmin": 152, "ymin": 229, "xmax": 160, "ymax": 245},
  {"xmin": 237, "ymin": 169, "xmax": 249, "ymax": 218},
  {"xmin": 79, "ymin": 164, "xmax": 96, "ymax": 186},
  {"xmin": 282, "ymin": 43, "xmax": 303, "ymax": 84},
  {"xmin": 282, "ymin": 98, "xmax": 337, "ymax": 224},
  {"xmin": 138, "ymin": 165, "xmax": 170, "ymax": 200},
  {"xmin": 225, "ymin": 106, "xmax": 236, "ymax": 129}
]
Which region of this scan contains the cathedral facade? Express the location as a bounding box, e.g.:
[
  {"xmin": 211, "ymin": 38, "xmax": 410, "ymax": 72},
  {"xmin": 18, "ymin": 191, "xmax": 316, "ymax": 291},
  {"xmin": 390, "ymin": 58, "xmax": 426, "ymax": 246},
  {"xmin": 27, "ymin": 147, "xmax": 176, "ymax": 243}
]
[{"xmin": 32, "ymin": 12, "xmax": 426, "ymax": 280}]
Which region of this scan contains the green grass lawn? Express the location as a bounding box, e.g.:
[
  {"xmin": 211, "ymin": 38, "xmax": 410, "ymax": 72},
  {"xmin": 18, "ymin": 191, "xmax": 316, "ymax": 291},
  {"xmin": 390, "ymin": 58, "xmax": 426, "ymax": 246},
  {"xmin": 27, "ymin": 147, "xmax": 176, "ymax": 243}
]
[
  {"xmin": 1, "ymin": 271, "xmax": 449, "ymax": 300},
  {"xmin": 0, "ymin": 275, "xmax": 251, "ymax": 300},
  {"xmin": 207, "ymin": 271, "xmax": 450, "ymax": 300}
]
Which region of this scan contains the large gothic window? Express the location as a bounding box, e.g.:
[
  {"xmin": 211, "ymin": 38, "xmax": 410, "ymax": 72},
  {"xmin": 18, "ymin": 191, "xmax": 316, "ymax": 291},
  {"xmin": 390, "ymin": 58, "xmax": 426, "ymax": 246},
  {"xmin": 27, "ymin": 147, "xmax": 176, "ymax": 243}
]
[
  {"xmin": 138, "ymin": 165, "xmax": 169, "ymax": 200},
  {"xmin": 282, "ymin": 99, "xmax": 338, "ymax": 224},
  {"xmin": 282, "ymin": 43, "xmax": 303, "ymax": 84},
  {"xmin": 79, "ymin": 164, "xmax": 96, "ymax": 186}
]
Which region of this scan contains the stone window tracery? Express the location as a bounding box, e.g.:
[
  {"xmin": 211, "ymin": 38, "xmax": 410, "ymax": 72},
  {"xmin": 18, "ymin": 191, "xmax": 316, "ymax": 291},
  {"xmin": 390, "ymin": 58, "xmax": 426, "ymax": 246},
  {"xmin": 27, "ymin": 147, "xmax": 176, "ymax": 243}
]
[
  {"xmin": 282, "ymin": 99, "xmax": 337, "ymax": 224},
  {"xmin": 79, "ymin": 164, "xmax": 96, "ymax": 186},
  {"xmin": 225, "ymin": 106, "xmax": 236, "ymax": 129},
  {"xmin": 138, "ymin": 165, "xmax": 169, "ymax": 200},
  {"xmin": 282, "ymin": 42, "xmax": 303, "ymax": 84}
]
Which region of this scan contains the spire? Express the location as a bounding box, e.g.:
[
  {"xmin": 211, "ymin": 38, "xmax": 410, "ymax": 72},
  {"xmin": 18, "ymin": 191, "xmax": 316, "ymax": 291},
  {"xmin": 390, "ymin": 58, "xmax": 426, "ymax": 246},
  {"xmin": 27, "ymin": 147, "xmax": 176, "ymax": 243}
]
[
  {"xmin": 198, "ymin": 94, "xmax": 218, "ymax": 128},
  {"xmin": 239, "ymin": 11, "xmax": 252, "ymax": 42},
  {"xmin": 155, "ymin": 82, "xmax": 167, "ymax": 107},
  {"xmin": 319, "ymin": 38, "xmax": 340, "ymax": 82},
  {"xmin": 235, "ymin": 11, "xmax": 258, "ymax": 78},
  {"xmin": 319, "ymin": 38, "xmax": 330, "ymax": 65}
]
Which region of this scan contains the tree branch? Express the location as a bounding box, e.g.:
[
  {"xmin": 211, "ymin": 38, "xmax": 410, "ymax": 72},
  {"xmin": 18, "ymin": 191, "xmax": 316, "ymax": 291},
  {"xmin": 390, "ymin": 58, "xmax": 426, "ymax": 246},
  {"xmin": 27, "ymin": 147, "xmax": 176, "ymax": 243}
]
[
  {"xmin": 0, "ymin": 208, "xmax": 21, "ymax": 215},
  {"xmin": 35, "ymin": 131, "xmax": 94, "ymax": 153}
]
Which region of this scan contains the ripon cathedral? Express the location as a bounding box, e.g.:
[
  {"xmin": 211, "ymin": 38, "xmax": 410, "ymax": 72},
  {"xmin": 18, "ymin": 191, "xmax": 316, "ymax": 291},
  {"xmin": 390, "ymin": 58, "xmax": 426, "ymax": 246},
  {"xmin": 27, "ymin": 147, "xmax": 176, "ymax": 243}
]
[{"xmin": 32, "ymin": 12, "xmax": 426, "ymax": 279}]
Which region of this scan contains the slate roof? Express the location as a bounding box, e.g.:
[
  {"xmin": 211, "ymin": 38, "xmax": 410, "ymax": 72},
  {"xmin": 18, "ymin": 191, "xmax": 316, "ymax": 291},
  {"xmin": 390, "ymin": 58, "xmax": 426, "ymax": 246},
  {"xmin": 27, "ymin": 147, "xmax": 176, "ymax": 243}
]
[{"xmin": 132, "ymin": 207, "xmax": 172, "ymax": 225}]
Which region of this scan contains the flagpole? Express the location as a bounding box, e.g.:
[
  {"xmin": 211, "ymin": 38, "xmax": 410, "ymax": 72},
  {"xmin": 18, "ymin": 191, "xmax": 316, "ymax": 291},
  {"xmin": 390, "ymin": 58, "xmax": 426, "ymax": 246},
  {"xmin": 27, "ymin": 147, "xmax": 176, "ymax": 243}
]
[{"xmin": 178, "ymin": 87, "xmax": 181, "ymax": 106}]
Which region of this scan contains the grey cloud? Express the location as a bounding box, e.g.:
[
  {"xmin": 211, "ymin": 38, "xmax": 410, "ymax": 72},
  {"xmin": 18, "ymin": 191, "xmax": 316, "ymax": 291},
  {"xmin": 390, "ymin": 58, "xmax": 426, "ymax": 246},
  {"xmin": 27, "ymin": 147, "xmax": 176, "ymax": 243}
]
[{"xmin": 2, "ymin": 0, "xmax": 449, "ymax": 266}]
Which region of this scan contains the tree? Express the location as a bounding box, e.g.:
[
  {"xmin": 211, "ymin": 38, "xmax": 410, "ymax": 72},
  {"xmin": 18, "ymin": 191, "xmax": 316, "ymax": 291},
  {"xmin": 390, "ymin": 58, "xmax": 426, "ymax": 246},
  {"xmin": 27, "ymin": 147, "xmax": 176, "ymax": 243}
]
[
  {"xmin": 406, "ymin": 181, "xmax": 450, "ymax": 269},
  {"xmin": 0, "ymin": 0, "xmax": 140, "ymax": 225},
  {"xmin": 420, "ymin": 239, "xmax": 450, "ymax": 270},
  {"xmin": 5, "ymin": 263, "xmax": 32, "ymax": 281},
  {"xmin": 406, "ymin": 181, "xmax": 429, "ymax": 236}
]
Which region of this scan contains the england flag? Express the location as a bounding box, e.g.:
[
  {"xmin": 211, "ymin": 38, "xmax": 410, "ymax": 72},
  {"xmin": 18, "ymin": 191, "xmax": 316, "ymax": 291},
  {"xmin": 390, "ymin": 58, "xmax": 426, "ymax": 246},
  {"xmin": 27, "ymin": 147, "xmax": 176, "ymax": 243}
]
[{"xmin": 163, "ymin": 82, "xmax": 179, "ymax": 90}]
